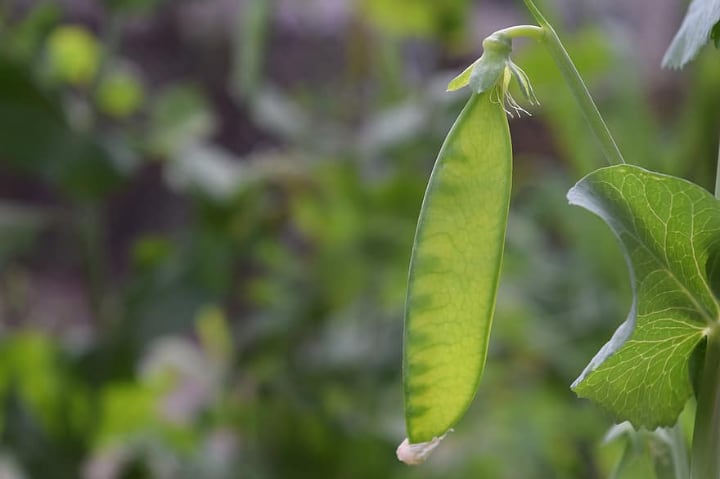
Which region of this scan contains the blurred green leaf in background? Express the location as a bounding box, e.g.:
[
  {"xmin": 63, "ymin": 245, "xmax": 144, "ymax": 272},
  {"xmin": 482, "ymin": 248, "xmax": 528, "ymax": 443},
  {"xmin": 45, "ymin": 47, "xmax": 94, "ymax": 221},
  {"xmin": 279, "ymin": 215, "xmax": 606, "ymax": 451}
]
[{"xmin": 45, "ymin": 26, "xmax": 101, "ymax": 86}]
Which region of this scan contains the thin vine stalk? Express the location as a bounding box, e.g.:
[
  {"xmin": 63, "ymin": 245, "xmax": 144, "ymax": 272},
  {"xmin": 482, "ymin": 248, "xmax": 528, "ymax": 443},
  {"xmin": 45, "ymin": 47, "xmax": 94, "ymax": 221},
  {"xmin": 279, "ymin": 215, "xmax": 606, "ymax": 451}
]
[
  {"xmin": 691, "ymin": 133, "xmax": 720, "ymax": 479},
  {"xmin": 521, "ymin": 0, "xmax": 625, "ymax": 166},
  {"xmin": 691, "ymin": 330, "xmax": 720, "ymax": 479},
  {"xmin": 715, "ymin": 131, "xmax": 720, "ymax": 200}
]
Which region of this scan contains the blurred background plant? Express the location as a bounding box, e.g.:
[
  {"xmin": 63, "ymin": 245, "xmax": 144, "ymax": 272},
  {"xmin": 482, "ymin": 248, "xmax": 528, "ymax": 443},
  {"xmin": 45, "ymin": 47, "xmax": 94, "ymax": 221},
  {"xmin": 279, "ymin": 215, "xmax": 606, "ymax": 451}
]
[{"xmin": 0, "ymin": 0, "xmax": 718, "ymax": 478}]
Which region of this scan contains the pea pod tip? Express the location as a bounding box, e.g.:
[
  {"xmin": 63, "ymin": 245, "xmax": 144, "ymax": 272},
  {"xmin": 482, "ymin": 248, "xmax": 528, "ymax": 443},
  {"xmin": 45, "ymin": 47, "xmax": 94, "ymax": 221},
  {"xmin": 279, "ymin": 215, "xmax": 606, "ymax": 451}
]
[{"xmin": 396, "ymin": 430, "xmax": 453, "ymax": 465}]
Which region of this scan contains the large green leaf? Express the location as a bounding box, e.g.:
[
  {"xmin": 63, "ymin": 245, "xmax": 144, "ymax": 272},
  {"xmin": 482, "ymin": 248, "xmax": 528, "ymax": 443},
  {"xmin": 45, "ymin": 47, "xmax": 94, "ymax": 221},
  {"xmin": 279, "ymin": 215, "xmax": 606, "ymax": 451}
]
[
  {"xmin": 569, "ymin": 165, "xmax": 720, "ymax": 428},
  {"xmin": 403, "ymin": 89, "xmax": 512, "ymax": 444},
  {"xmin": 663, "ymin": 0, "xmax": 720, "ymax": 68}
]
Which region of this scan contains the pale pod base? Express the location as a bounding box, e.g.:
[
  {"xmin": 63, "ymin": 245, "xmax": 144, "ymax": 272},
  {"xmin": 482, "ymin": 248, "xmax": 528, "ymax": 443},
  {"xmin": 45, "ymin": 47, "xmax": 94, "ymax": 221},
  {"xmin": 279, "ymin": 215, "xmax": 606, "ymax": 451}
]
[{"xmin": 396, "ymin": 430, "xmax": 452, "ymax": 465}]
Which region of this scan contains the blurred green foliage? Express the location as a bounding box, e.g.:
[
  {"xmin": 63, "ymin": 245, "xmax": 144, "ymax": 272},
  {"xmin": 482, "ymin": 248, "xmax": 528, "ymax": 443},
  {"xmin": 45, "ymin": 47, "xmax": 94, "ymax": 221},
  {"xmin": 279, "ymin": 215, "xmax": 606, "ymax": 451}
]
[
  {"xmin": 95, "ymin": 66, "xmax": 144, "ymax": 118},
  {"xmin": 0, "ymin": 1, "xmax": 717, "ymax": 478},
  {"xmin": 46, "ymin": 25, "xmax": 101, "ymax": 86},
  {"xmin": 360, "ymin": 0, "xmax": 470, "ymax": 47}
]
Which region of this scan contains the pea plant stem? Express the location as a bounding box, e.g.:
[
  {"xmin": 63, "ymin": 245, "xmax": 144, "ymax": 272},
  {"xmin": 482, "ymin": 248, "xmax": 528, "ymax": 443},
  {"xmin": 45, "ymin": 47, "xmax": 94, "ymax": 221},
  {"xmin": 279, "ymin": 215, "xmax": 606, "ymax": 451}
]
[
  {"xmin": 670, "ymin": 422, "xmax": 691, "ymax": 479},
  {"xmin": 691, "ymin": 331, "xmax": 720, "ymax": 479},
  {"xmin": 715, "ymin": 133, "xmax": 720, "ymax": 200},
  {"xmin": 694, "ymin": 134, "xmax": 720, "ymax": 478},
  {"xmin": 521, "ymin": 0, "xmax": 625, "ymax": 166},
  {"xmin": 494, "ymin": 25, "xmax": 544, "ymax": 41}
]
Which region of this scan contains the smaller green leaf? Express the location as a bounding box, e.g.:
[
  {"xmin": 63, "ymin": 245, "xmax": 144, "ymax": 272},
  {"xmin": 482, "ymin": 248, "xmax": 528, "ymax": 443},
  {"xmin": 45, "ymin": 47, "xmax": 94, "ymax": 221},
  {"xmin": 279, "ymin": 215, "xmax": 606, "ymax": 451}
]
[
  {"xmin": 569, "ymin": 165, "xmax": 720, "ymax": 428},
  {"xmin": 662, "ymin": 0, "xmax": 720, "ymax": 69}
]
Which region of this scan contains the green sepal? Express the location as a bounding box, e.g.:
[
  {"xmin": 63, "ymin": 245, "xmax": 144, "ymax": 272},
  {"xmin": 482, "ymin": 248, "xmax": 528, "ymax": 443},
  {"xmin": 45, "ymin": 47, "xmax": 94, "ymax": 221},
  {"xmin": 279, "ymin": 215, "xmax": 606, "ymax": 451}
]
[
  {"xmin": 507, "ymin": 60, "xmax": 539, "ymax": 106},
  {"xmin": 468, "ymin": 35, "xmax": 511, "ymax": 94},
  {"xmin": 447, "ymin": 60, "xmax": 478, "ymax": 92}
]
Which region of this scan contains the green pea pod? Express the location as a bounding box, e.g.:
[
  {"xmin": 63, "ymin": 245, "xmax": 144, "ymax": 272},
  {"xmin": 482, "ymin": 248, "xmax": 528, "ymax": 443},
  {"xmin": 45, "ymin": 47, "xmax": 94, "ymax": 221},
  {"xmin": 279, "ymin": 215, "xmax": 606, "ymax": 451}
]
[{"xmin": 403, "ymin": 89, "xmax": 512, "ymax": 448}]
